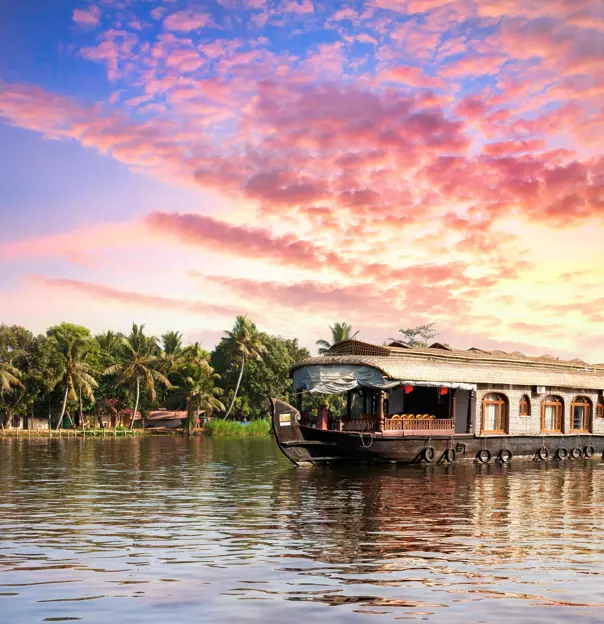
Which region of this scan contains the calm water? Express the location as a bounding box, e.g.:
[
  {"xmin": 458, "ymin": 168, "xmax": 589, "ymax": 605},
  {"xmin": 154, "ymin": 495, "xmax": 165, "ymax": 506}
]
[{"xmin": 2, "ymin": 438, "xmax": 604, "ymax": 623}]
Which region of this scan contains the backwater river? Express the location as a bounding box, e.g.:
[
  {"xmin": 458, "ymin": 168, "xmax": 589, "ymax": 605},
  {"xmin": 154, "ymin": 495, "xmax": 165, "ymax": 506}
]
[{"xmin": 2, "ymin": 436, "xmax": 604, "ymax": 623}]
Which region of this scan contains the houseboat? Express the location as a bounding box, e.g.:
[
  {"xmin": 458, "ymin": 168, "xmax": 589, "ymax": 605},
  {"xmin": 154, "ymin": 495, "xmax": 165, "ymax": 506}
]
[{"xmin": 271, "ymin": 339, "xmax": 604, "ymax": 465}]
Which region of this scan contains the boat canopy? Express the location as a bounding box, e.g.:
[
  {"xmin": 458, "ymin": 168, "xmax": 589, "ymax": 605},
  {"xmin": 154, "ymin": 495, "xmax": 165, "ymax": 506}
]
[{"xmin": 293, "ymin": 364, "xmax": 476, "ymax": 395}]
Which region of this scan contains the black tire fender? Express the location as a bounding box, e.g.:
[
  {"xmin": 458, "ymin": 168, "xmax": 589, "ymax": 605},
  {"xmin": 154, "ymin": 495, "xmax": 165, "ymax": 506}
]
[
  {"xmin": 443, "ymin": 448, "xmax": 456, "ymax": 463},
  {"xmin": 477, "ymin": 449, "xmax": 492, "ymax": 464},
  {"xmin": 570, "ymin": 447, "xmax": 582, "ymax": 460},
  {"xmin": 423, "ymin": 446, "xmax": 436, "ymax": 463},
  {"xmin": 584, "ymin": 445, "xmax": 595, "ymax": 458},
  {"xmin": 537, "ymin": 446, "xmax": 549, "ymax": 461},
  {"xmin": 555, "ymin": 447, "xmax": 568, "ymax": 460},
  {"xmin": 499, "ymin": 449, "xmax": 513, "ymax": 463}
]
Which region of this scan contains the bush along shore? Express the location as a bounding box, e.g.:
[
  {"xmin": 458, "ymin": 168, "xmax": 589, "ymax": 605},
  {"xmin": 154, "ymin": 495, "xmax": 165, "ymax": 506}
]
[{"xmin": 203, "ymin": 419, "xmax": 272, "ymax": 437}]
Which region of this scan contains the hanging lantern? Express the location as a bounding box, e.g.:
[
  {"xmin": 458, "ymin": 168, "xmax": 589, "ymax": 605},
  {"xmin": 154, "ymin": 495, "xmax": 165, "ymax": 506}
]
[
  {"xmin": 439, "ymin": 387, "xmax": 449, "ymax": 395},
  {"xmin": 404, "ymin": 385, "xmax": 413, "ymax": 394}
]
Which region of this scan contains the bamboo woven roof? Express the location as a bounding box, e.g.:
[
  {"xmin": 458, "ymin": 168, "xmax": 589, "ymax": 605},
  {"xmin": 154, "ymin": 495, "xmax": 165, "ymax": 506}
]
[{"xmin": 293, "ymin": 340, "xmax": 604, "ymax": 390}]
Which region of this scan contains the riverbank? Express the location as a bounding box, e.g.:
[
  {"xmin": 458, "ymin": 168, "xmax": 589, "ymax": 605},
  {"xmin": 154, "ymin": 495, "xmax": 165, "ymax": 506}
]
[{"xmin": 1, "ymin": 418, "xmax": 273, "ymax": 438}]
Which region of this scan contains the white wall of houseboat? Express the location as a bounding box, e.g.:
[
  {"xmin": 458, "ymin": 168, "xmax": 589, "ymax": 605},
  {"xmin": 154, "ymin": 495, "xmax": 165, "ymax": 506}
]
[{"xmin": 474, "ymin": 385, "xmax": 604, "ymax": 436}]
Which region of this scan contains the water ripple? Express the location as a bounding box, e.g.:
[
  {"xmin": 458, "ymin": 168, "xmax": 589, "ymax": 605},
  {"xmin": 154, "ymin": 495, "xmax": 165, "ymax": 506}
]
[{"xmin": 2, "ymin": 437, "xmax": 604, "ymax": 622}]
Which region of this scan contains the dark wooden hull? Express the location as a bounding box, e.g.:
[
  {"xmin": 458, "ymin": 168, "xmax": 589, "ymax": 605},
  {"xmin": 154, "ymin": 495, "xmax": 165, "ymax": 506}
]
[{"xmin": 271, "ymin": 399, "xmax": 604, "ymax": 465}]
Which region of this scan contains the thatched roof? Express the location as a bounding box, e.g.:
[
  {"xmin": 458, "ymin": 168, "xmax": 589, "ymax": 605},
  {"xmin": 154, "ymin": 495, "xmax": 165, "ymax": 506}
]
[{"xmin": 293, "ymin": 340, "xmax": 604, "ymax": 390}]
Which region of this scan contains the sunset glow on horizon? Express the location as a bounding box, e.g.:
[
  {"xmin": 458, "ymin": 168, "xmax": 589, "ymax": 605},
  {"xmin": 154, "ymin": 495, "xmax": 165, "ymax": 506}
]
[{"xmin": 1, "ymin": 0, "xmax": 604, "ymax": 360}]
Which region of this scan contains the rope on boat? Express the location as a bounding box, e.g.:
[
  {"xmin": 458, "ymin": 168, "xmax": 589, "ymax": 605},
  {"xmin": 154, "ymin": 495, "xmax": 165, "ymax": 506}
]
[{"xmin": 358, "ymin": 431, "xmax": 374, "ymax": 448}]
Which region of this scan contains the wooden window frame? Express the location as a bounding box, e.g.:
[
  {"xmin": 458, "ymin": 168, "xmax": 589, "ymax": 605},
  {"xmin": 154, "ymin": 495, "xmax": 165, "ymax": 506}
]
[
  {"xmin": 541, "ymin": 396, "xmax": 564, "ymax": 434},
  {"xmin": 571, "ymin": 396, "xmax": 592, "ymax": 433},
  {"xmin": 519, "ymin": 395, "xmax": 531, "ymax": 417},
  {"xmin": 596, "ymin": 401, "xmax": 604, "ymax": 419},
  {"xmin": 481, "ymin": 393, "xmax": 508, "ymax": 434}
]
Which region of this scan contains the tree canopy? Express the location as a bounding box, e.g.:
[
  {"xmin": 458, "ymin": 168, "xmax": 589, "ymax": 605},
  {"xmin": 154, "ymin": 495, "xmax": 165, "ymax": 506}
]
[{"xmin": 396, "ymin": 323, "xmax": 439, "ymax": 348}]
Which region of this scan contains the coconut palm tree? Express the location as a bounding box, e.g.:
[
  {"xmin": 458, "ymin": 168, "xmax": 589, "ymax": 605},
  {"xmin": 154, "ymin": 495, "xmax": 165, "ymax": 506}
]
[
  {"xmin": 222, "ymin": 316, "xmax": 267, "ymax": 419},
  {"xmin": 95, "ymin": 330, "xmax": 122, "ymax": 358},
  {"xmin": 182, "ymin": 341, "xmax": 210, "ymax": 369},
  {"xmin": 0, "ymin": 338, "xmax": 25, "ymax": 428},
  {"xmin": 316, "ymin": 322, "xmax": 360, "ymax": 354},
  {"xmin": 104, "ymin": 323, "xmax": 171, "ymax": 429},
  {"xmin": 54, "ymin": 335, "xmax": 98, "ymax": 430},
  {"xmin": 160, "ymin": 330, "xmax": 184, "ymax": 373},
  {"xmin": 0, "ymin": 326, "xmax": 26, "ymax": 395},
  {"xmin": 0, "ymin": 360, "xmax": 24, "ymax": 395},
  {"xmin": 173, "ymin": 363, "xmax": 225, "ymax": 435}
]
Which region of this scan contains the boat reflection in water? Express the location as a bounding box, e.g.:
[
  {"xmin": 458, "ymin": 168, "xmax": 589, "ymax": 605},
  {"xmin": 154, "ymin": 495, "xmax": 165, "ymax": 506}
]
[{"xmin": 1, "ymin": 437, "xmax": 604, "ymax": 623}]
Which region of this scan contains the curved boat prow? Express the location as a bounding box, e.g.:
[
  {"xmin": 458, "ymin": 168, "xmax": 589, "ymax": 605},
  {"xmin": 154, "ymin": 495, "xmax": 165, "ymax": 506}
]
[
  {"xmin": 271, "ymin": 398, "xmax": 309, "ymax": 465},
  {"xmin": 271, "ymin": 398, "xmax": 346, "ymax": 465}
]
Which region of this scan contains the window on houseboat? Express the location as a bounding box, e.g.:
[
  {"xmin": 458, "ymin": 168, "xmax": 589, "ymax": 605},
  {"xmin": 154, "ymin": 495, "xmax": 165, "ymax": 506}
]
[
  {"xmin": 519, "ymin": 395, "xmax": 530, "ymax": 417},
  {"xmin": 597, "ymin": 399, "xmax": 604, "ymax": 419},
  {"xmin": 541, "ymin": 396, "xmax": 563, "ymax": 432},
  {"xmin": 482, "ymin": 393, "xmax": 507, "ymax": 433},
  {"xmin": 571, "ymin": 396, "xmax": 591, "ymax": 432}
]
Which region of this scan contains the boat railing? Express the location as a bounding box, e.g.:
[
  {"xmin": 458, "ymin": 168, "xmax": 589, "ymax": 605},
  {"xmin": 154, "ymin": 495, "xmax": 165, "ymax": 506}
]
[{"xmin": 384, "ymin": 417, "xmax": 454, "ymax": 432}]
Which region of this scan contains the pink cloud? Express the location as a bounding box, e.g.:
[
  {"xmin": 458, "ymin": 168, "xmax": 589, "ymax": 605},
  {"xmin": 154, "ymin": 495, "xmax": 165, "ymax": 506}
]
[
  {"xmin": 282, "ymin": 0, "xmax": 314, "ymax": 14},
  {"xmin": 81, "ymin": 30, "xmax": 139, "ymax": 82},
  {"xmin": 165, "ymin": 49, "xmax": 204, "ymax": 72},
  {"xmin": 144, "ymin": 211, "xmax": 354, "ymax": 273},
  {"xmin": 163, "ymin": 9, "xmax": 212, "ymax": 32},
  {"xmin": 29, "ymin": 276, "xmax": 240, "ymax": 318},
  {"xmin": 0, "ymin": 221, "xmax": 144, "ymax": 260},
  {"xmin": 73, "ymin": 5, "xmax": 101, "ymax": 27},
  {"xmin": 332, "ymin": 7, "xmax": 358, "ymax": 21},
  {"xmin": 379, "ymin": 65, "xmax": 445, "ymax": 89}
]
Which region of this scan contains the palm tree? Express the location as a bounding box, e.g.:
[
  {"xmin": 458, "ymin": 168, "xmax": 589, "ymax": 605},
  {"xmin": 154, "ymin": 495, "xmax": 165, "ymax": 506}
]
[
  {"xmin": 104, "ymin": 323, "xmax": 171, "ymax": 429},
  {"xmin": 95, "ymin": 330, "xmax": 122, "ymax": 358},
  {"xmin": 0, "ymin": 327, "xmax": 26, "ymax": 397},
  {"xmin": 0, "ymin": 357, "xmax": 25, "ymax": 428},
  {"xmin": 160, "ymin": 330, "xmax": 184, "ymax": 373},
  {"xmin": 0, "ymin": 360, "xmax": 24, "ymax": 395},
  {"xmin": 182, "ymin": 341, "xmax": 210, "ymax": 369},
  {"xmin": 174, "ymin": 363, "xmax": 225, "ymax": 435},
  {"xmin": 54, "ymin": 336, "xmax": 98, "ymax": 430},
  {"xmin": 222, "ymin": 316, "xmax": 267, "ymax": 419},
  {"xmin": 316, "ymin": 322, "xmax": 360, "ymax": 354}
]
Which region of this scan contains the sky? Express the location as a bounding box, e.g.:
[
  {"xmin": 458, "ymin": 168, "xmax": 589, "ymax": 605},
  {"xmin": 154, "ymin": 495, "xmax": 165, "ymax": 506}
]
[{"xmin": 0, "ymin": 0, "xmax": 603, "ymax": 360}]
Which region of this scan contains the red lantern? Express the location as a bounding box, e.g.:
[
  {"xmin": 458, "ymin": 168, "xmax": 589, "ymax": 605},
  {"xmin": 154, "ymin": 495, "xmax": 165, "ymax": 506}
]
[
  {"xmin": 439, "ymin": 387, "xmax": 448, "ymax": 395},
  {"xmin": 404, "ymin": 385, "xmax": 413, "ymax": 394}
]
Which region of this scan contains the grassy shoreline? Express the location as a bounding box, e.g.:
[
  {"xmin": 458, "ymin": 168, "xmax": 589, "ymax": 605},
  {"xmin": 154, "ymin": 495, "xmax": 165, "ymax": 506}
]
[
  {"xmin": 1, "ymin": 419, "xmax": 273, "ymax": 438},
  {"xmin": 203, "ymin": 419, "xmax": 271, "ymax": 437}
]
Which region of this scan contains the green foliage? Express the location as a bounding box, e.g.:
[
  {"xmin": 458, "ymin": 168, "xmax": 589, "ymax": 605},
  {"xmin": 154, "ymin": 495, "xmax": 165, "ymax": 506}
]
[
  {"xmin": 49, "ymin": 329, "xmax": 99, "ymax": 430},
  {"xmin": 316, "ymin": 322, "xmax": 359, "ymax": 354},
  {"xmin": 396, "ymin": 323, "xmax": 439, "ymax": 347},
  {"xmin": 103, "ymin": 323, "xmax": 171, "ymax": 429},
  {"xmin": 219, "ymin": 316, "xmax": 268, "ymax": 418},
  {"xmin": 212, "ymin": 333, "xmax": 309, "ymax": 420},
  {"xmin": 170, "ymin": 357, "xmax": 225, "ymax": 435},
  {"xmin": 204, "ymin": 418, "xmax": 270, "ymax": 437},
  {"xmin": 1, "ymin": 318, "xmax": 309, "ymax": 434}
]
